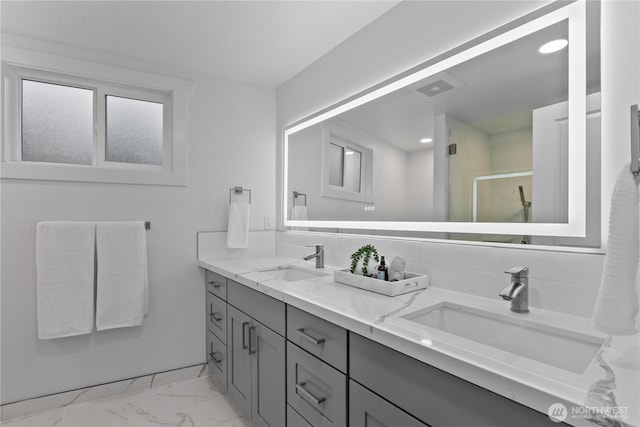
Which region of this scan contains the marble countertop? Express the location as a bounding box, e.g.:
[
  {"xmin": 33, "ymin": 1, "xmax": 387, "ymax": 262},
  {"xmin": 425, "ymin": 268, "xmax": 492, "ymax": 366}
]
[{"xmin": 198, "ymin": 256, "xmax": 640, "ymax": 427}]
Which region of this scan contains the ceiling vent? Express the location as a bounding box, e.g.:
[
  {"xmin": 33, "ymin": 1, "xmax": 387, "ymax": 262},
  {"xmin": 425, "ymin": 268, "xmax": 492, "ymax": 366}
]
[
  {"xmin": 416, "ymin": 79, "xmax": 456, "ymax": 97},
  {"xmin": 412, "ymin": 72, "xmax": 465, "ymax": 98}
]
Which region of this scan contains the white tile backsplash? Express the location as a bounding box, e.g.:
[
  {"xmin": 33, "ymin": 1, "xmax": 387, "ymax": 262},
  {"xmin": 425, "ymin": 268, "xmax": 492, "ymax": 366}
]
[
  {"xmin": 275, "ymin": 231, "xmax": 604, "ymax": 318},
  {"xmin": 197, "ymin": 231, "xmax": 275, "ymax": 260}
]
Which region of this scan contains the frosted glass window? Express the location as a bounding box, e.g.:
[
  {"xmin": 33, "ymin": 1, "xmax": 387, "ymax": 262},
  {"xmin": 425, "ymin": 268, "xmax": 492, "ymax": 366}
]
[
  {"xmin": 21, "ymin": 80, "xmax": 94, "ymax": 165},
  {"xmin": 106, "ymin": 96, "xmax": 163, "ymax": 165},
  {"xmin": 328, "ymin": 143, "xmax": 344, "ymax": 186},
  {"xmin": 344, "ymin": 149, "xmax": 361, "ymax": 192}
]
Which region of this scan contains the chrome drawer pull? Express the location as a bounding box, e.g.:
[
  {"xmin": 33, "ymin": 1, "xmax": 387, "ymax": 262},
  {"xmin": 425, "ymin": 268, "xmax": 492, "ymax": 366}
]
[
  {"xmin": 296, "ymin": 328, "xmax": 325, "ymax": 345},
  {"xmin": 209, "ymin": 312, "xmax": 223, "ymax": 322},
  {"xmin": 208, "ymin": 281, "xmax": 222, "ymax": 289},
  {"xmin": 248, "ymin": 325, "xmax": 257, "ymax": 355},
  {"xmin": 242, "ymin": 322, "xmax": 250, "ymax": 349},
  {"xmin": 209, "ymin": 351, "xmax": 223, "ymax": 364},
  {"xmin": 296, "ymin": 381, "xmax": 326, "ymax": 405}
]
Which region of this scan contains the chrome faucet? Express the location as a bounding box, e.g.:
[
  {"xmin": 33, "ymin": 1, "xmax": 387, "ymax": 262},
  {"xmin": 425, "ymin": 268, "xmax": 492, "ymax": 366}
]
[
  {"xmin": 303, "ymin": 244, "xmax": 324, "ymax": 268},
  {"xmin": 499, "ymin": 266, "xmax": 529, "ymax": 313}
]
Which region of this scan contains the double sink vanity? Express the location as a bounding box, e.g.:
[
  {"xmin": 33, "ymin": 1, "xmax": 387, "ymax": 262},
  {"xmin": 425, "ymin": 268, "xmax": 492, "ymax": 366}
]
[{"xmin": 198, "ymin": 255, "xmax": 639, "ymax": 427}]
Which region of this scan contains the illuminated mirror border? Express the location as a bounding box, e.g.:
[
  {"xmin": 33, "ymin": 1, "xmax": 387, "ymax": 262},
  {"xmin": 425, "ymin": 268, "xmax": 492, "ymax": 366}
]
[{"xmin": 283, "ymin": 1, "xmax": 586, "ymax": 237}]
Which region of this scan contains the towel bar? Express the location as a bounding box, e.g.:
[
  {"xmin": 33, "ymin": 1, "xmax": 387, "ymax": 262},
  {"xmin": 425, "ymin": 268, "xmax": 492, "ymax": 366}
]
[{"xmin": 229, "ymin": 186, "xmax": 252, "ymax": 204}]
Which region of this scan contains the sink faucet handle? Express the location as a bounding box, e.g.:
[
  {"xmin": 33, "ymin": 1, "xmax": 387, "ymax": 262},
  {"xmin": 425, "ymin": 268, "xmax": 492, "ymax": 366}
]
[
  {"xmin": 305, "ymin": 244, "xmax": 324, "ymax": 250},
  {"xmin": 504, "ymin": 266, "xmax": 529, "ymax": 278}
]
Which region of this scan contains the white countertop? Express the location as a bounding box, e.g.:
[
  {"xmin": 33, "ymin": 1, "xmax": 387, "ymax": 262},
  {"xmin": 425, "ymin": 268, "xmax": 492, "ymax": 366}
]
[{"xmin": 198, "ymin": 256, "xmax": 640, "ymax": 427}]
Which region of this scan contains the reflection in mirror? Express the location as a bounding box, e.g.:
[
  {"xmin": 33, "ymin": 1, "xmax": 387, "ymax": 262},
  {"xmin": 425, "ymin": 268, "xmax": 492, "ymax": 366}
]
[{"xmin": 284, "ymin": 1, "xmax": 600, "ymax": 246}]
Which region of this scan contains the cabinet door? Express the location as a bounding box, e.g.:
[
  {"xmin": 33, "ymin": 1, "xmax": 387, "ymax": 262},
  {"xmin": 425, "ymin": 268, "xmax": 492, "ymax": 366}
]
[
  {"xmin": 251, "ymin": 322, "xmax": 286, "ymax": 427},
  {"xmin": 227, "ymin": 305, "xmax": 252, "ymax": 417},
  {"xmin": 349, "ymin": 380, "xmax": 427, "ymax": 427}
]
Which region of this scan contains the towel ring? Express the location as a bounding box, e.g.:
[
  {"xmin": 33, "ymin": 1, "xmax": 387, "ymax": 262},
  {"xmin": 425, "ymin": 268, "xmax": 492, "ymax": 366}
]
[
  {"xmin": 229, "ymin": 186, "xmax": 252, "ymax": 204},
  {"xmin": 293, "ymin": 191, "xmax": 307, "ymax": 207}
]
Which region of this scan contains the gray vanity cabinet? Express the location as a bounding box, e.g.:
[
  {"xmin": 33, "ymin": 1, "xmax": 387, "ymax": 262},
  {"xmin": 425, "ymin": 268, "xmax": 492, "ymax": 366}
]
[
  {"xmin": 227, "ymin": 304, "xmax": 252, "ymax": 416},
  {"xmin": 226, "ymin": 280, "xmax": 286, "ymax": 427},
  {"xmin": 286, "ymin": 306, "xmax": 348, "ymax": 427},
  {"xmin": 350, "ymin": 332, "xmax": 560, "ymax": 427},
  {"xmin": 205, "ymin": 271, "xmax": 228, "ymax": 390},
  {"xmin": 349, "ymin": 380, "xmax": 427, "ymax": 427}
]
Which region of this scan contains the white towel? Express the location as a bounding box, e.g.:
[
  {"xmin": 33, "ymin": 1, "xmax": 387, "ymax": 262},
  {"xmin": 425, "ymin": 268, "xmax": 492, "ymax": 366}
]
[
  {"xmin": 36, "ymin": 221, "xmax": 95, "ymax": 339},
  {"xmin": 227, "ymin": 202, "xmax": 250, "ymax": 248},
  {"xmin": 96, "ymin": 222, "xmax": 149, "ymax": 331},
  {"xmin": 292, "ymin": 205, "xmax": 308, "ymax": 221},
  {"xmin": 592, "ymin": 164, "xmax": 639, "ymax": 335}
]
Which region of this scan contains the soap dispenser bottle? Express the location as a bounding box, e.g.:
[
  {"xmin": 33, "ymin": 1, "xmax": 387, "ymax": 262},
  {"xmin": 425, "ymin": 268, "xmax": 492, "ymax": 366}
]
[{"xmin": 377, "ymin": 256, "xmax": 388, "ymax": 281}]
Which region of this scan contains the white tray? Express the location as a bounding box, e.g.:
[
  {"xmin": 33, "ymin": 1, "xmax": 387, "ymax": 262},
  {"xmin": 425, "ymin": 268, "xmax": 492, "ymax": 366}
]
[{"xmin": 333, "ymin": 269, "xmax": 429, "ymax": 296}]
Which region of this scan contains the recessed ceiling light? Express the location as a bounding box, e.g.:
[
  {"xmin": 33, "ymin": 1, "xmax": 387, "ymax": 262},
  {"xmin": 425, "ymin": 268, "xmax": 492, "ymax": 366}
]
[
  {"xmin": 538, "ymin": 39, "xmax": 568, "ymax": 54},
  {"xmin": 420, "ymin": 138, "xmax": 433, "ymax": 144}
]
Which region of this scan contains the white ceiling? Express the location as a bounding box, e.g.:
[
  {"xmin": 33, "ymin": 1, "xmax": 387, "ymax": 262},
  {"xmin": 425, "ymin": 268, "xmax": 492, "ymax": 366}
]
[{"xmin": 0, "ymin": 1, "xmax": 400, "ymax": 87}]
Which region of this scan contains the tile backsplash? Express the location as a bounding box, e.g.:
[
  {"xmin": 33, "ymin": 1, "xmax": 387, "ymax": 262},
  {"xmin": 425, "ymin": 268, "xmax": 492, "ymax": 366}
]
[{"xmin": 276, "ymin": 231, "xmax": 604, "ymax": 318}]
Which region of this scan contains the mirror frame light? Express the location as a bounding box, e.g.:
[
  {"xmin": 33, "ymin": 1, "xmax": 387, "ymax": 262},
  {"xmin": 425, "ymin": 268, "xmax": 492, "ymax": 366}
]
[{"xmin": 283, "ymin": 1, "xmax": 586, "ymax": 237}]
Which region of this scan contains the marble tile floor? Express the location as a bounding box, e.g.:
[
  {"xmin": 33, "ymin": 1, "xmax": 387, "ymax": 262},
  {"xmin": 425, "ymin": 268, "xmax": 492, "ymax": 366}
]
[{"xmin": 0, "ymin": 376, "xmax": 248, "ymax": 427}]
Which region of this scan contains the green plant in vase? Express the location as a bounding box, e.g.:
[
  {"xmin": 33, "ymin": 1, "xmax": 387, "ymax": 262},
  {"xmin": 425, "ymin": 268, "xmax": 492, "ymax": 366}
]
[{"xmin": 350, "ymin": 244, "xmax": 380, "ymax": 277}]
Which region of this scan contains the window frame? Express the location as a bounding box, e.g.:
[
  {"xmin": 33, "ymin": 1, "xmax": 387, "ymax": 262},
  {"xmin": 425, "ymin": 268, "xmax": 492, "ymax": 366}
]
[
  {"xmin": 1, "ymin": 46, "xmax": 192, "ymax": 186},
  {"xmin": 320, "ymin": 122, "xmax": 374, "ymax": 203}
]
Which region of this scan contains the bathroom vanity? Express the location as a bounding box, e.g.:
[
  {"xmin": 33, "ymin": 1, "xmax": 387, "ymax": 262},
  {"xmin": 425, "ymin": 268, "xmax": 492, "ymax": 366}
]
[{"xmin": 198, "ymin": 256, "xmax": 639, "ymax": 427}]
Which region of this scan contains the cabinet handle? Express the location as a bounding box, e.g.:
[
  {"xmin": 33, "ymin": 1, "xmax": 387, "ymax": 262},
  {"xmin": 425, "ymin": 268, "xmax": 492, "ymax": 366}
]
[
  {"xmin": 296, "ymin": 328, "xmax": 325, "ymax": 345},
  {"xmin": 242, "ymin": 322, "xmax": 250, "ymax": 349},
  {"xmin": 295, "ymin": 381, "xmax": 326, "ymax": 406},
  {"xmin": 208, "ymin": 281, "xmax": 222, "ymax": 289},
  {"xmin": 209, "ymin": 351, "xmax": 223, "ymax": 364},
  {"xmin": 248, "ymin": 325, "xmax": 257, "ymax": 355},
  {"xmin": 209, "ymin": 312, "xmax": 223, "ymax": 322}
]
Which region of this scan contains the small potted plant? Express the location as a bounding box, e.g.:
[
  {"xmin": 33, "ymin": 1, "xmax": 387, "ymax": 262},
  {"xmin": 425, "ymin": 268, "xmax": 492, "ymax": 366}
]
[{"xmin": 350, "ymin": 244, "xmax": 380, "ymax": 277}]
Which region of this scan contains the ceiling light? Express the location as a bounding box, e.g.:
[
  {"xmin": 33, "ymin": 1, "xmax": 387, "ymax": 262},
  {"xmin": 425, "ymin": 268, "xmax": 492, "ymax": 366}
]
[
  {"xmin": 420, "ymin": 138, "xmax": 433, "ymax": 144},
  {"xmin": 538, "ymin": 39, "xmax": 568, "ymax": 54}
]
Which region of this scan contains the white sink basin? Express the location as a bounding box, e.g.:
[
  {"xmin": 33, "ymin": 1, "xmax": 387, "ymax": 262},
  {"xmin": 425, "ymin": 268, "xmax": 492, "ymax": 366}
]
[
  {"xmin": 401, "ymin": 302, "xmax": 605, "ymax": 374},
  {"xmin": 259, "ymin": 266, "xmax": 329, "ymax": 282}
]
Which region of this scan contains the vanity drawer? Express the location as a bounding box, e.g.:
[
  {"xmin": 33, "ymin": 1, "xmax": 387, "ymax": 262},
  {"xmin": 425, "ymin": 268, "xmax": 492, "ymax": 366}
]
[
  {"xmin": 227, "ymin": 279, "xmax": 285, "ymax": 336},
  {"xmin": 206, "ymin": 291, "xmax": 227, "ymax": 343},
  {"xmin": 349, "ymin": 380, "xmax": 427, "ymax": 427},
  {"xmin": 287, "ymin": 342, "xmax": 347, "ymax": 427},
  {"xmin": 206, "ymin": 329, "xmax": 227, "ymax": 390},
  {"xmin": 287, "ymin": 306, "xmax": 347, "ymax": 373},
  {"xmin": 288, "ymin": 405, "xmax": 313, "ymax": 427},
  {"xmin": 206, "ymin": 270, "xmax": 227, "ymax": 300},
  {"xmin": 350, "ymin": 333, "xmax": 558, "ymax": 427}
]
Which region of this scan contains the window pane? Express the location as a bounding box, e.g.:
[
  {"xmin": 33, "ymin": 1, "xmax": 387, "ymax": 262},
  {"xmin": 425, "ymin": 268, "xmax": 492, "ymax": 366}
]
[
  {"xmin": 328, "ymin": 143, "xmax": 344, "ymax": 186},
  {"xmin": 21, "ymin": 80, "xmax": 94, "ymax": 165},
  {"xmin": 106, "ymin": 96, "xmax": 163, "ymax": 165},
  {"xmin": 344, "ymin": 149, "xmax": 361, "ymax": 192}
]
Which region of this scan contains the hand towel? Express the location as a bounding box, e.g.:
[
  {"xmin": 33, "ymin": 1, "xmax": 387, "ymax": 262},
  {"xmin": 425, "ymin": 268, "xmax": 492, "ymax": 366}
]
[
  {"xmin": 36, "ymin": 221, "xmax": 96, "ymax": 339},
  {"xmin": 227, "ymin": 202, "xmax": 250, "ymax": 248},
  {"xmin": 388, "ymin": 256, "xmax": 406, "ymax": 282},
  {"xmin": 592, "ymin": 164, "xmax": 639, "ymax": 335},
  {"xmin": 96, "ymin": 222, "xmax": 149, "ymax": 331},
  {"xmin": 292, "ymin": 205, "xmax": 308, "ymax": 221}
]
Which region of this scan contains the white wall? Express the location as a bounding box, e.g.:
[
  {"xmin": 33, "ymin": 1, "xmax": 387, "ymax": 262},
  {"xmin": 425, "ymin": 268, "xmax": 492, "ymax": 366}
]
[
  {"xmin": 0, "ymin": 39, "xmax": 276, "ymax": 403},
  {"xmin": 406, "ymin": 149, "xmax": 434, "ymax": 221},
  {"xmin": 277, "ymin": 0, "xmax": 638, "ymax": 316}
]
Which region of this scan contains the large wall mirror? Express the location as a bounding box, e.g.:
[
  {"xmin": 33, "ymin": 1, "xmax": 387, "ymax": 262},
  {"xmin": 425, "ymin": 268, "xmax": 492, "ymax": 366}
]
[{"xmin": 284, "ymin": 1, "xmax": 601, "ymax": 247}]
